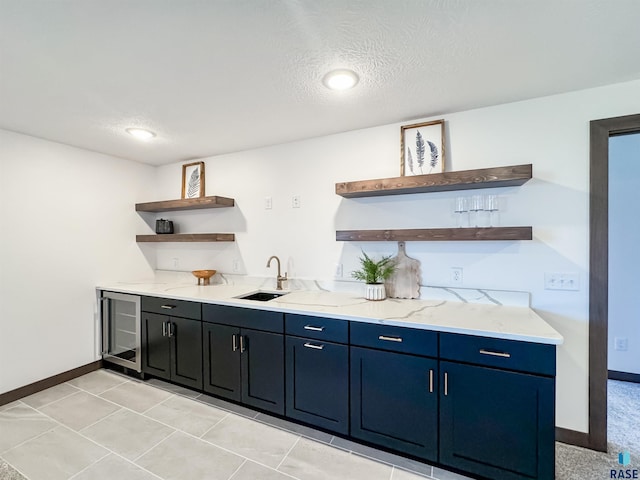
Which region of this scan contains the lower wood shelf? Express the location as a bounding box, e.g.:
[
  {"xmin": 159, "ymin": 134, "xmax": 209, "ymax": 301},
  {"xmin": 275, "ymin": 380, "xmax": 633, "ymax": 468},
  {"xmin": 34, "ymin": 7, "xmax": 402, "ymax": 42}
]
[
  {"xmin": 136, "ymin": 233, "xmax": 235, "ymax": 243},
  {"xmin": 336, "ymin": 227, "xmax": 532, "ymax": 242}
]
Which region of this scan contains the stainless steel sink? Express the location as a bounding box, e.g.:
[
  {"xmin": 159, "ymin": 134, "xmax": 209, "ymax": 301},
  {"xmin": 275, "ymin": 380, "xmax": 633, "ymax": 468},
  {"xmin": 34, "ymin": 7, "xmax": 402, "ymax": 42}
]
[{"xmin": 238, "ymin": 291, "xmax": 287, "ymax": 302}]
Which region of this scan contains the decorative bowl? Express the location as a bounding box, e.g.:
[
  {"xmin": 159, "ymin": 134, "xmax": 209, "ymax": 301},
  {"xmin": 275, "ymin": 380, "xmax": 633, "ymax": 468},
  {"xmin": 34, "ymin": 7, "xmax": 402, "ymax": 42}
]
[{"xmin": 191, "ymin": 269, "xmax": 216, "ymax": 285}]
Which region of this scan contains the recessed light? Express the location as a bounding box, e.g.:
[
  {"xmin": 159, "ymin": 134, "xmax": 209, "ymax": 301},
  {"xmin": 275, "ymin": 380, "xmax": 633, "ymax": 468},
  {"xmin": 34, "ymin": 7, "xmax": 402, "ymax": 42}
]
[
  {"xmin": 322, "ymin": 69, "xmax": 359, "ymax": 91},
  {"xmin": 126, "ymin": 128, "xmax": 156, "ymax": 141}
]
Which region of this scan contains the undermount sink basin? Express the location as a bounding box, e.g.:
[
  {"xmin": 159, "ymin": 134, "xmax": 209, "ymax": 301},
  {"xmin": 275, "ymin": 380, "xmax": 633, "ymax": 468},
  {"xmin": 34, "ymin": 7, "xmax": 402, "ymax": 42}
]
[{"xmin": 238, "ymin": 291, "xmax": 287, "ymax": 302}]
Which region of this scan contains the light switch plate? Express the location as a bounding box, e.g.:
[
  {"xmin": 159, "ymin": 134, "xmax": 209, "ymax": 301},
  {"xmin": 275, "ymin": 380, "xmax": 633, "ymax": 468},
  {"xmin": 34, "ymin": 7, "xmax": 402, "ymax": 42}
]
[{"xmin": 544, "ymin": 272, "xmax": 579, "ymax": 291}]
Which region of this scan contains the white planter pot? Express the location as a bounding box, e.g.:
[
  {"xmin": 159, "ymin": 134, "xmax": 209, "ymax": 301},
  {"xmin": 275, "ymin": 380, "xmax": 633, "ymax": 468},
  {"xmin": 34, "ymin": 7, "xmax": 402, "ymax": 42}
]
[{"xmin": 365, "ymin": 283, "xmax": 386, "ymax": 301}]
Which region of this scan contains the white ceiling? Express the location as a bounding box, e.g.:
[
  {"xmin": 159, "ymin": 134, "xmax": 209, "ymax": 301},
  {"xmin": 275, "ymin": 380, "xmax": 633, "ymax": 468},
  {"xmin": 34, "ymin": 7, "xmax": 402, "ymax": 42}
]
[{"xmin": 1, "ymin": 0, "xmax": 639, "ymax": 166}]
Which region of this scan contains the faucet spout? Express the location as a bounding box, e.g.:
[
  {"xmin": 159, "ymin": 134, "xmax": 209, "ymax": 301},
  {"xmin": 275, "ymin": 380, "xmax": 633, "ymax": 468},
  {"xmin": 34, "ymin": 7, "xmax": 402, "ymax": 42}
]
[{"xmin": 266, "ymin": 255, "xmax": 287, "ymax": 290}]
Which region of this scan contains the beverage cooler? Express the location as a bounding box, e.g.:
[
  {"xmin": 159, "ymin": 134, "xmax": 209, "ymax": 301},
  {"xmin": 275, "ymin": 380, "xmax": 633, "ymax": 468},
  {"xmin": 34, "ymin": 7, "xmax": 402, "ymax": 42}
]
[{"xmin": 100, "ymin": 291, "xmax": 141, "ymax": 372}]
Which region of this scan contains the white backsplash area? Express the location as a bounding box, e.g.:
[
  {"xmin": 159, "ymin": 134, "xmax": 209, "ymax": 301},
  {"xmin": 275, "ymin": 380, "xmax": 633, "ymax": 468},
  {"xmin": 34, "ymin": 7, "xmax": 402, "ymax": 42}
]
[{"xmin": 142, "ymin": 270, "xmax": 530, "ymax": 308}]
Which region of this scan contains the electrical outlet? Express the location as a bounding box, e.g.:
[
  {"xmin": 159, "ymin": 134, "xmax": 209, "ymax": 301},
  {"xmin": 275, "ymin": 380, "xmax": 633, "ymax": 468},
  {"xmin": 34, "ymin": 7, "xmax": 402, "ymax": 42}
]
[
  {"xmin": 544, "ymin": 272, "xmax": 580, "ymax": 291},
  {"xmin": 232, "ymin": 259, "xmax": 240, "ymax": 272},
  {"xmin": 451, "ymin": 267, "xmax": 463, "ymax": 285},
  {"xmin": 264, "ymin": 196, "xmax": 272, "ymax": 210},
  {"xmin": 614, "ymin": 337, "xmax": 628, "ymax": 351},
  {"xmin": 292, "ymin": 195, "xmax": 301, "ymax": 208},
  {"xmin": 334, "ymin": 263, "xmax": 343, "ymax": 278},
  {"xmin": 172, "ymin": 257, "xmax": 179, "ymax": 269}
]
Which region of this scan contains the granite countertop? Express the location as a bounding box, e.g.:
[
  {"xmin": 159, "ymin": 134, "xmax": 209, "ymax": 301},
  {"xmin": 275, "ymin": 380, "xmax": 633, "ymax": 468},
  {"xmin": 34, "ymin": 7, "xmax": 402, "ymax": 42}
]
[{"xmin": 98, "ymin": 278, "xmax": 563, "ymax": 346}]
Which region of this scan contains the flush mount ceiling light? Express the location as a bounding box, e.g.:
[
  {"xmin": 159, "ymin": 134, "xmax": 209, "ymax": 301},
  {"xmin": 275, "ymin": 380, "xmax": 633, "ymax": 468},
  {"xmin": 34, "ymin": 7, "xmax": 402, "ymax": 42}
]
[
  {"xmin": 322, "ymin": 69, "xmax": 359, "ymax": 91},
  {"xmin": 125, "ymin": 128, "xmax": 156, "ymax": 141}
]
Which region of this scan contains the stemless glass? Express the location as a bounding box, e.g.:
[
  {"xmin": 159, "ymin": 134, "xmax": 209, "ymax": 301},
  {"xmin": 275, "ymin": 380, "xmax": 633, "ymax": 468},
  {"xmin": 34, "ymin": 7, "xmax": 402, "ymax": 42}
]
[
  {"xmin": 454, "ymin": 196, "xmax": 469, "ymax": 228},
  {"xmin": 486, "ymin": 194, "xmax": 499, "ymax": 227},
  {"xmin": 470, "ymin": 195, "xmax": 485, "ymax": 227}
]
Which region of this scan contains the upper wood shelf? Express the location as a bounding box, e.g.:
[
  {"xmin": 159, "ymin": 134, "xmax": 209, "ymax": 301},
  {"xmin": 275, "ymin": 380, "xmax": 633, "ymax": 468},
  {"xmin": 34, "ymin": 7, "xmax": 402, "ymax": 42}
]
[
  {"xmin": 136, "ymin": 233, "xmax": 235, "ymax": 243},
  {"xmin": 135, "ymin": 196, "xmax": 235, "ymax": 212},
  {"xmin": 335, "ymin": 164, "xmax": 532, "ymax": 198}
]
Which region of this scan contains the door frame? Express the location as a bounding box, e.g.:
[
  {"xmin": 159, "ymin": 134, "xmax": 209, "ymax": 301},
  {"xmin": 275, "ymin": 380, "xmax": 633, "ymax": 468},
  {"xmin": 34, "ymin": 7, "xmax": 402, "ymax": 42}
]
[{"xmin": 588, "ymin": 113, "xmax": 640, "ymax": 451}]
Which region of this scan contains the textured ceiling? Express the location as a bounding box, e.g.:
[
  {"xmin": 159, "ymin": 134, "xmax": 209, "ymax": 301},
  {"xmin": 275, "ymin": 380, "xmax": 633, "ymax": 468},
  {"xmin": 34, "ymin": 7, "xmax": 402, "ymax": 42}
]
[{"xmin": 1, "ymin": 0, "xmax": 640, "ymax": 165}]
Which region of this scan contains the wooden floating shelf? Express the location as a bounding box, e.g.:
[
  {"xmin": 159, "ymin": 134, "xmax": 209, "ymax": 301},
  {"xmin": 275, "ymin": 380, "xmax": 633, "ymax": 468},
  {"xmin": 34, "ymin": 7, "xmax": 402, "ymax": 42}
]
[
  {"xmin": 136, "ymin": 233, "xmax": 235, "ymax": 243},
  {"xmin": 336, "ymin": 227, "xmax": 532, "ymax": 242},
  {"xmin": 335, "ymin": 164, "xmax": 532, "ymax": 198},
  {"xmin": 135, "ymin": 196, "xmax": 235, "ymax": 212}
]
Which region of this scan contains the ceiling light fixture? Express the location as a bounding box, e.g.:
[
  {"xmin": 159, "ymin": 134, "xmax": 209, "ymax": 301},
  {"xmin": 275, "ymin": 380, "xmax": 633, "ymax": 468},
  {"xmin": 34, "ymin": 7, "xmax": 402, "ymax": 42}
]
[
  {"xmin": 126, "ymin": 128, "xmax": 156, "ymax": 141},
  {"xmin": 322, "ymin": 69, "xmax": 359, "ymax": 91}
]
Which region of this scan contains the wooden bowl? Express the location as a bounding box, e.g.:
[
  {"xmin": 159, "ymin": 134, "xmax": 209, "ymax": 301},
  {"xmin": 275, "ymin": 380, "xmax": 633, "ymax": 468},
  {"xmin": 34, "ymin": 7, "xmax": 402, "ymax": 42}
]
[{"xmin": 192, "ymin": 269, "xmax": 216, "ymax": 285}]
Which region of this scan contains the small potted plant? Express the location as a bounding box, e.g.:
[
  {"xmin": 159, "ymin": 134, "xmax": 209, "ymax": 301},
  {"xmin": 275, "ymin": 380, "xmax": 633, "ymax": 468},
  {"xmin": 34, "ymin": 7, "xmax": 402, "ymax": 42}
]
[{"xmin": 351, "ymin": 251, "xmax": 396, "ymax": 301}]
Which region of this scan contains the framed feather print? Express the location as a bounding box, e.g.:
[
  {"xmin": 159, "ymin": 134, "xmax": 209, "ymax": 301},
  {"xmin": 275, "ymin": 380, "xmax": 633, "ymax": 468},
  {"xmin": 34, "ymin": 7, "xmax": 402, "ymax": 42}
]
[
  {"xmin": 400, "ymin": 119, "xmax": 445, "ymax": 176},
  {"xmin": 181, "ymin": 161, "xmax": 205, "ymax": 199}
]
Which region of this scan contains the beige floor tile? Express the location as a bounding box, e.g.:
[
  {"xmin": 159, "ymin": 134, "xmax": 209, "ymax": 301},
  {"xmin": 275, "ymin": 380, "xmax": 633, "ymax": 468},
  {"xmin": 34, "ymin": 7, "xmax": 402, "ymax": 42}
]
[
  {"xmin": 202, "ymin": 413, "xmax": 300, "ymax": 468},
  {"xmin": 392, "ymin": 467, "xmax": 435, "ymax": 479},
  {"xmin": 2, "ymin": 426, "xmax": 107, "ymax": 480},
  {"xmin": 231, "ymin": 460, "xmax": 299, "ymax": 480},
  {"xmin": 21, "ymin": 383, "xmax": 79, "ymax": 409},
  {"xmin": 99, "ymin": 380, "xmax": 171, "ymax": 413},
  {"xmin": 82, "ymin": 409, "xmax": 174, "ymax": 460},
  {"xmin": 145, "ymin": 394, "xmax": 228, "ymax": 437},
  {"xmin": 39, "ymin": 391, "xmax": 121, "ymax": 430},
  {"xmin": 0, "ymin": 401, "xmax": 23, "ymax": 412},
  {"xmin": 278, "ymin": 438, "xmax": 393, "ymax": 480},
  {"xmin": 0, "ymin": 405, "xmax": 58, "ymax": 453},
  {"xmin": 72, "ymin": 453, "xmax": 158, "ymax": 480},
  {"xmin": 67, "ymin": 369, "xmax": 128, "ymax": 394},
  {"xmin": 136, "ymin": 431, "xmax": 244, "ymax": 480}
]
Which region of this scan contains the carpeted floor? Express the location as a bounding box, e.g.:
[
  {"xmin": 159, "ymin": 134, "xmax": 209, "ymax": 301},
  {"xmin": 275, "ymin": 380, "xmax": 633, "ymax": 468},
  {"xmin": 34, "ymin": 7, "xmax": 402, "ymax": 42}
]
[{"xmin": 556, "ymin": 380, "xmax": 640, "ymax": 479}]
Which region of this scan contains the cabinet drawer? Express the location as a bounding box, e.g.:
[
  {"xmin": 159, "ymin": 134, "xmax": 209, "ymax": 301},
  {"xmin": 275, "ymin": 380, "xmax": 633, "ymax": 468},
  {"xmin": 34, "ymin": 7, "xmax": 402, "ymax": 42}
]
[
  {"xmin": 350, "ymin": 322, "xmax": 437, "ymax": 357},
  {"xmin": 203, "ymin": 304, "xmax": 283, "ymax": 333},
  {"xmin": 285, "ymin": 314, "xmax": 348, "ymax": 344},
  {"xmin": 142, "ymin": 296, "xmax": 201, "ymax": 320},
  {"xmin": 439, "ymin": 333, "xmax": 556, "ymax": 376}
]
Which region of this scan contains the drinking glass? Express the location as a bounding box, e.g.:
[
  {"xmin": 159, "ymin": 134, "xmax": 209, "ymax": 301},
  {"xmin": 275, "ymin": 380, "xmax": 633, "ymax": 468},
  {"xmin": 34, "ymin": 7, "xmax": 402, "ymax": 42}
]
[
  {"xmin": 454, "ymin": 196, "xmax": 469, "ymax": 228},
  {"xmin": 486, "ymin": 194, "xmax": 499, "ymax": 227},
  {"xmin": 470, "ymin": 195, "xmax": 485, "ymax": 227}
]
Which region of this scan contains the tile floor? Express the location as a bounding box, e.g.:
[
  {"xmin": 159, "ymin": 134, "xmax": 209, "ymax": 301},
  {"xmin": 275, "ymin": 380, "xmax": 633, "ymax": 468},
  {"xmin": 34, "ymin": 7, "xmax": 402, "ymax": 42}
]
[{"xmin": 0, "ymin": 369, "xmax": 469, "ymax": 480}]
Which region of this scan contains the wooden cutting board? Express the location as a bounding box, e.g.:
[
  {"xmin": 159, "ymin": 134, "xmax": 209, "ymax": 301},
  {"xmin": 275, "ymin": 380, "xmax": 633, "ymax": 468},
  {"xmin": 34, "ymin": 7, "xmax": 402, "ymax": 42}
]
[{"xmin": 385, "ymin": 242, "xmax": 421, "ymax": 299}]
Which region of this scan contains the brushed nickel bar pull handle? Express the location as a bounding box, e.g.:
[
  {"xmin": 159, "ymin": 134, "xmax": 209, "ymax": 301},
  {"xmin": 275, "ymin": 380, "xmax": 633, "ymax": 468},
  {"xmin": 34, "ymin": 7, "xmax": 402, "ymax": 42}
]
[
  {"xmin": 303, "ymin": 342, "xmax": 324, "ymax": 350},
  {"xmin": 162, "ymin": 321, "xmax": 167, "ymax": 337},
  {"xmin": 168, "ymin": 322, "xmax": 175, "ymax": 338},
  {"xmin": 444, "ymin": 372, "xmax": 448, "ymax": 396},
  {"xmin": 101, "ymin": 298, "xmax": 109, "ymax": 355},
  {"xmin": 239, "ymin": 335, "xmax": 246, "ymax": 353},
  {"xmin": 378, "ymin": 335, "xmax": 403, "ymax": 343},
  {"xmin": 479, "ymin": 349, "xmax": 511, "ymax": 358},
  {"xmin": 160, "ymin": 305, "xmax": 176, "ymax": 309},
  {"xmin": 304, "ymin": 325, "xmax": 325, "ymax": 332},
  {"xmin": 429, "ymin": 369, "xmax": 434, "ymax": 393},
  {"xmin": 232, "ymin": 334, "xmax": 238, "ymax": 352}
]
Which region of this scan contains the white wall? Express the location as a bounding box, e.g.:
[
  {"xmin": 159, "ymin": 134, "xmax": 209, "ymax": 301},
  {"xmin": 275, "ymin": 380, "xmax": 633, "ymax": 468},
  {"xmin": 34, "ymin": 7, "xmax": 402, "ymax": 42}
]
[
  {"xmin": 0, "ymin": 130, "xmax": 156, "ymax": 394},
  {"xmin": 608, "ymin": 132, "xmax": 640, "ymax": 374},
  {"xmin": 152, "ymin": 79, "xmax": 640, "ymax": 433}
]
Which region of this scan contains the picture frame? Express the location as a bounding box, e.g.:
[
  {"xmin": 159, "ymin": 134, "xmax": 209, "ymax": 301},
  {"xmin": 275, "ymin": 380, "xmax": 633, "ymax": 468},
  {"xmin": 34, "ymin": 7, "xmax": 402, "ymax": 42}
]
[
  {"xmin": 400, "ymin": 119, "xmax": 445, "ymax": 176},
  {"xmin": 181, "ymin": 161, "xmax": 205, "ymax": 199}
]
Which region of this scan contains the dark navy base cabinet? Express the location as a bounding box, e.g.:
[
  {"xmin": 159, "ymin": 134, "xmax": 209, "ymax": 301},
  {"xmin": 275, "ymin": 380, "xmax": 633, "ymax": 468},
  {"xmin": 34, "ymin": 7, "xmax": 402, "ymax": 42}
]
[
  {"xmin": 439, "ymin": 361, "xmax": 555, "ymax": 480},
  {"xmin": 285, "ymin": 336, "xmax": 349, "ymax": 434},
  {"xmin": 350, "ymin": 346, "xmax": 438, "ymax": 462},
  {"xmin": 203, "ymin": 323, "xmax": 241, "ymax": 401}
]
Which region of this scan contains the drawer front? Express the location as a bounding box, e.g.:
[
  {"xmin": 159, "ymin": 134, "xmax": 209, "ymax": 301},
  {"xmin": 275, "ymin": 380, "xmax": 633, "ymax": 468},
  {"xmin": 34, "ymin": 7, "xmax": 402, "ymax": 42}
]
[
  {"xmin": 350, "ymin": 322, "xmax": 437, "ymax": 357},
  {"xmin": 203, "ymin": 304, "xmax": 283, "ymax": 333},
  {"xmin": 285, "ymin": 314, "xmax": 348, "ymax": 344},
  {"xmin": 142, "ymin": 296, "xmax": 201, "ymax": 320},
  {"xmin": 439, "ymin": 333, "xmax": 556, "ymax": 376}
]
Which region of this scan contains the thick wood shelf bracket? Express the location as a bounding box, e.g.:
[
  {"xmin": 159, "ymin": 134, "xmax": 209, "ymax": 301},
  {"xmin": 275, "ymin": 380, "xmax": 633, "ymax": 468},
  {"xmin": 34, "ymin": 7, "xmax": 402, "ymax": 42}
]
[
  {"xmin": 136, "ymin": 233, "xmax": 235, "ymax": 243},
  {"xmin": 335, "ymin": 164, "xmax": 532, "ymax": 198},
  {"xmin": 336, "ymin": 227, "xmax": 532, "ymax": 242},
  {"xmin": 135, "ymin": 196, "xmax": 235, "ymax": 212}
]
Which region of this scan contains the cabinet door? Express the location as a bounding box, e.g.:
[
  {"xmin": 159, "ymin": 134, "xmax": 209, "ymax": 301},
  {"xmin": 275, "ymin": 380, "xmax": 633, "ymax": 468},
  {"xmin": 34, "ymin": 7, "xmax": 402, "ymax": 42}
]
[
  {"xmin": 203, "ymin": 323, "xmax": 241, "ymax": 401},
  {"xmin": 286, "ymin": 336, "xmax": 349, "ymax": 434},
  {"xmin": 439, "ymin": 361, "xmax": 555, "ymax": 480},
  {"xmin": 141, "ymin": 312, "xmax": 171, "ymax": 380},
  {"xmin": 241, "ymin": 329, "xmax": 284, "ymax": 415},
  {"xmin": 350, "ymin": 346, "xmax": 438, "ymax": 461},
  {"xmin": 170, "ymin": 317, "xmax": 203, "ymax": 390}
]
